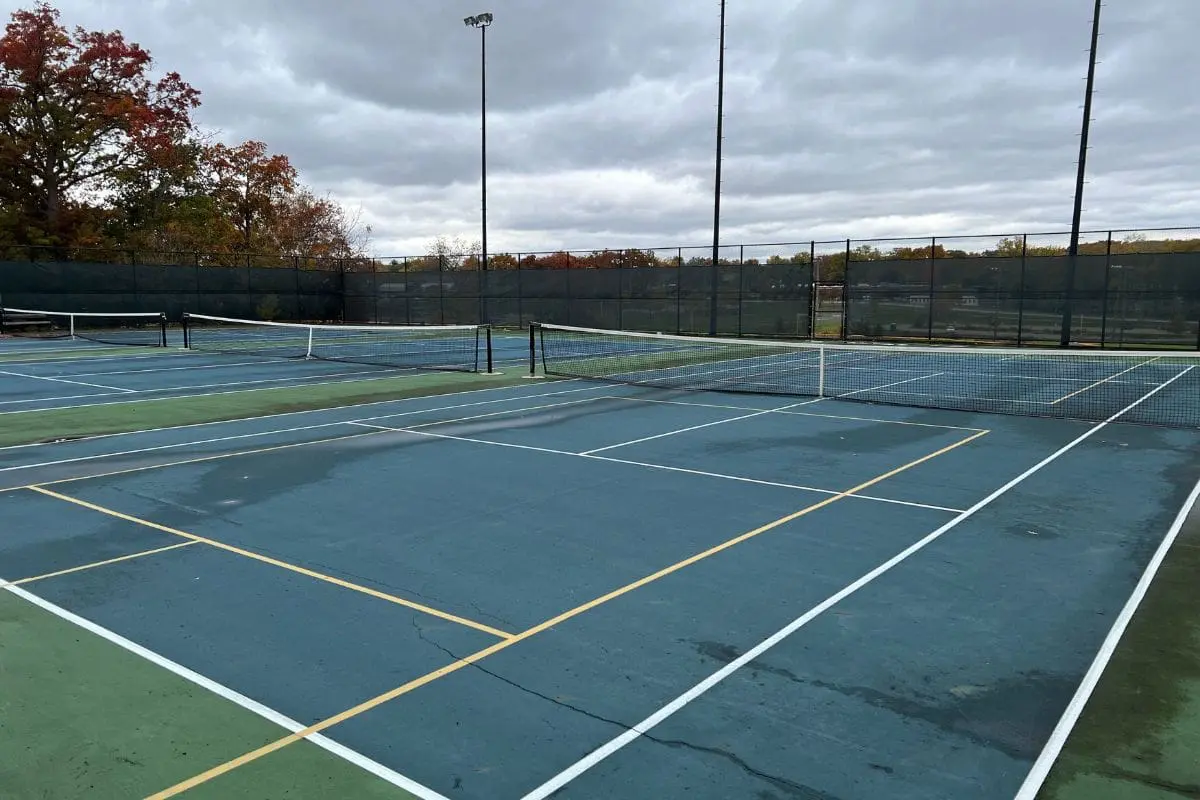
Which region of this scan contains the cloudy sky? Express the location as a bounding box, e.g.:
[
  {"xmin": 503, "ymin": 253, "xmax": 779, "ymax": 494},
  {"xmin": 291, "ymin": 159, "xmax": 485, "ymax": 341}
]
[{"xmin": 44, "ymin": 0, "xmax": 1200, "ymax": 255}]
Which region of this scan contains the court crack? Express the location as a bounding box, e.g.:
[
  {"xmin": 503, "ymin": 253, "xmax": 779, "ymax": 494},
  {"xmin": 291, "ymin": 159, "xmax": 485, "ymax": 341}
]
[{"xmin": 408, "ymin": 619, "xmax": 829, "ymax": 798}]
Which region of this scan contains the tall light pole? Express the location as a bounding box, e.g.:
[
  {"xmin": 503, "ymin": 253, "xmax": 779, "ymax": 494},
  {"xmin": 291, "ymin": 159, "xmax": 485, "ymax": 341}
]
[
  {"xmin": 464, "ymin": 12, "xmax": 492, "ymax": 323},
  {"xmin": 708, "ymin": 0, "xmax": 727, "ymax": 336},
  {"xmin": 1060, "ymin": 0, "xmax": 1103, "ymax": 347}
]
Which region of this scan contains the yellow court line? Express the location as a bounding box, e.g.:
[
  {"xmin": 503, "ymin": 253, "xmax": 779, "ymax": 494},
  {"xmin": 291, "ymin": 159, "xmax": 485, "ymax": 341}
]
[
  {"xmin": 145, "ymin": 427, "xmax": 989, "ymax": 799},
  {"xmin": 27, "ymin": 487, "xmax": 513, "ymax": 640},
  {"xmin": 10, "ymin": 540, "xmax": 200, "ymax": 585},
  {"xmin": 1048, "ymin": 357, "xmax": 1161, "ymax": 405}
]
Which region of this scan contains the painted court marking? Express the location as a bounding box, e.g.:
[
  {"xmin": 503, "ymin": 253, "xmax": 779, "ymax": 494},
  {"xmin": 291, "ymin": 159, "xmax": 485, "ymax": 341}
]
[
  {"xmin": 143, "ymin": 427, "xmax": 988, "ymax": 798},
  {"xmin": 10, "ymin": 541, "xmax": 201, "ymax": 585},
  {"xmin": 0, "ymin": 368, "xmax": 134, "ymax": 393},
  {"xmin": 350, "ymin": 423, "xmax": 967, "ymax": 514},
  {"xmin": 0, "ymin": 580, "xmax": 448, "ymax": 800},
  {"xmin": 1048, "ymin": 357, "xmax": 1162, "ymax": 405},
  {"xmin": 27, "ymin": 487, "xmax": 513, "ymax": 640},
  {"xmin": 518, "ymin": 367, "xmax": 1195, "ymax": 799},
  {"xmin": 0, "ymin": 384, "xmax": 610, "ymax": 478},
  {"xmin": 1013, "ymin": 471, "xmax": 1200, "ymax": 800}
]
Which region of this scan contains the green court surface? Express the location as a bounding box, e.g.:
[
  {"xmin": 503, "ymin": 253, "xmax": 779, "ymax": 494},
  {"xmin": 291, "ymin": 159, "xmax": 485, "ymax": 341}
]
[
  {"xmin": 1, "ymin": 335, "xmax": 1198, "ymax": 799},
  {"xmin": 0, "ymin": 590, "xmax": 416, "ymax": 799}
]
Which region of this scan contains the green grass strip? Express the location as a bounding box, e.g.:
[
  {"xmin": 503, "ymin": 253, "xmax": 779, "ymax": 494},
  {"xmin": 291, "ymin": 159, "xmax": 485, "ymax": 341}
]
[
  {"xmin": 0, "ymin": 371, "xmax": 527, "ymax": 447},
  {"xmin": 0, "ymin": 590, "xmax": 417, "ymax": 799},
  {"xmin": 1038, "ymin": 500, "xmax": 1200, "ymax": 799}
]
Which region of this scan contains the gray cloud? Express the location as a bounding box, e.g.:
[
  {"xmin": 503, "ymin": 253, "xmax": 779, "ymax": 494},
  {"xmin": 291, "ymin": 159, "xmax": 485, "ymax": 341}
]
[{"xmin": 47, "ymin": 0, "xmax": 1200, "ymax": 253}]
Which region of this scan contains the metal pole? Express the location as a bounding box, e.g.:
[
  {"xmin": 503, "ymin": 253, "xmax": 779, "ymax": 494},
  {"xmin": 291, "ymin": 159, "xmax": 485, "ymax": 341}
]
[
  {"xmin": 841, "ymin": 238, "xmax": 850, "ymax": 341},
  {"xmin": 1060, "ymin": 0, "xmax": 1103, "ymax": 347},
  {"xmin": 926, "ymin": 237, "xmax": 937, "ymax": 342},
  {"xmin": 1016, "ymin": 235, "xmax": 1027, "ymax": 347},
  {"xmin": 708, "ymin": 0, "xmax": 726, "ymax": 336},
  {"xmin": 1100, "ymin": 231, "xmax": 1112, "ymax": 347},
  {"xmin": 479, "ymin": 23, "xmax": 488, "ymax": 324}
]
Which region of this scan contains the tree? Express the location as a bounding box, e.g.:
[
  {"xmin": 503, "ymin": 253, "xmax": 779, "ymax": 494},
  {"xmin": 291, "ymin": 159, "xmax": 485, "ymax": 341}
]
[
  {"xmin": 0, "ymin": 2, "xmax": 200, "ymax": 244},
  {"xmin": 206, "ymin": 140, "xmax": 296, "ymax": 251}
]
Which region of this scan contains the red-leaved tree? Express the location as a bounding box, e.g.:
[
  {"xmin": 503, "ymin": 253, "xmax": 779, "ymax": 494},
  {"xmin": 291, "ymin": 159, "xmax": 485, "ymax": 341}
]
[{"xmin": 0, "ymin": 2, "xmax": 200, "ymax": 244}]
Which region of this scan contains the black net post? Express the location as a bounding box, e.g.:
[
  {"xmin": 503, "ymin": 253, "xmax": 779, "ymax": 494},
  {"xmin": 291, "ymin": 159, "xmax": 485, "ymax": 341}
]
[
  {"xmin": 182, "ymin": 313, "xmax": 191, "ymax": 348},
  {"xmin": 157, "ymin": 312, "xmax": 168, "ymax": 347},
  {"xmin": 528, "ymin": 323, "xmax": 537, "ymax": 376},
  {"xmin": 926, "ymin": 238, "xmax": 937, "ymax": 342},
  {"xmin": 485, "ymin": 326, "xmax": 493, "ymax": 373}
]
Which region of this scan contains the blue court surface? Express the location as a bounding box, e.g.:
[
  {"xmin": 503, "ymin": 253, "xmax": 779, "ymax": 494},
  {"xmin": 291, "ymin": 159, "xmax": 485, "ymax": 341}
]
[
  {"xmin": 0, "ymin": 331, "xmax": 532, "ymax": 413},
  {"xmin": 2, "ymin": 342, "xmax": 1199, "ymax": 800}
]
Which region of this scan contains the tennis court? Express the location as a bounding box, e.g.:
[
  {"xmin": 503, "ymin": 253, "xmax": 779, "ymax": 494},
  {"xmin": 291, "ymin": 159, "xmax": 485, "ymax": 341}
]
[{"xmin": 1, "ymin": 319, "xmax": 1198, "ymax": 799}]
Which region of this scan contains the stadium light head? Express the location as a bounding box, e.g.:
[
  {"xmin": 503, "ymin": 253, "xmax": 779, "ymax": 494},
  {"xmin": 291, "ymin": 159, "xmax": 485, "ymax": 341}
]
[{"xmin": 464, "ymin": 13, "xmax": 493, "ymax": 28}]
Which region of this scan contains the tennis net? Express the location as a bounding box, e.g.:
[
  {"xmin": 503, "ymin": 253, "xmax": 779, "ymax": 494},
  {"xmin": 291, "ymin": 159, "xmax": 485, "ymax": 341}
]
[
  {"xmin": 533, "ymin": 322, "xmax": 1200, "ymax": 428},
  {"xmin": 183, "ymin": 313, "xmax": 492, "ymax": 373},
  {"xmin": 0, "ymin": 307, "xmax": 167, "ymax": 347}
]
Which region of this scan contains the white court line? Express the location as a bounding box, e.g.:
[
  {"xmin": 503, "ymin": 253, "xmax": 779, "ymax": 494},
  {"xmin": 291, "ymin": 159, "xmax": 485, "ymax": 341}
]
[
  {"xmin": 0, "ymin": 368, "xmax": 134, "ymax": 393},
  {"xmin": 0, "ymin": 367, "xmax": 443, "ymax": 415},
  {"xmin": 579, "ymin": 398, "xmax": 823, "ymax": 456},
  {"xmin": 1013, "ymin": 465, "xmax": 1200, "ymax": 799},
  {"xmin": 606, "ymin": 395, "xmax": 987, "ymax": 432},
  {"xmin": 0, "ymin": 385, "xmax": 610, "ymax": 476},
  {"xmin": 0, "ymin": 581, "xmax": 449, "ymax": 800},
  {"xmin": 518, "ymin": 367, "xmax": 1194, "ymax": 800},
  {"xmin": 50, "ymin": 357, "xmax": 297, "ymax": 377},
  {"xmin": 578, "ymin": 371, "xmax": 944, "ymax": 457},
  {"xmin": 348, "ymin": 423, "xmax": 964, "ymax": 514},
  {"xmin": 0, "ymin": 349, "xmax": 195, "ymax": 368},
  {"xmin": 1048, "ymin": 357, "xmax": 1161, "ymax": 405},
  {"xmin": 0, "ymin": 377, "xmax": 584, "ymax": 454},
  {"xmin": 0, "ymin": 366, "xmax": 400, "ymax": 407}
]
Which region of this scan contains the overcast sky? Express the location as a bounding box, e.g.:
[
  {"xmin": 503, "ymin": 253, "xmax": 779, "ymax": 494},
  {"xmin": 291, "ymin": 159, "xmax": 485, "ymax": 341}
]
[{"xmin": 46, "ymin": 0, "xmax": 1200, "ymax": 255}]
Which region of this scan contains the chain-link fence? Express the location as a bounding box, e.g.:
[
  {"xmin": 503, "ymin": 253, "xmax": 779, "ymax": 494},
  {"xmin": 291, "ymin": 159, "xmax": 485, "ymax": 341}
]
[{"xmin": 2, "ymin": 229, "xmax": 1198, "ymax": 349}]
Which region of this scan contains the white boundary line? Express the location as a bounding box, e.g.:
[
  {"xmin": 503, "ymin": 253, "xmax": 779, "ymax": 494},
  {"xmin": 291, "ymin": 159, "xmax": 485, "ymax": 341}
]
[
  {"xmin": 0, "ymin": 377, "xmax": 584, "ymax": 453},
  {"xmin": 1012, "ymin": 471, "xmax": 1200, "ymax": 800},
  {"xmin": 0, "ymin": 365, "xmax": 400, "ymax": 406},
  {"xmin": 580, "ymin": 399, "xmax": 823, "ymax": 455},
  {"xmin": 0, "ymin": 368, "xmax": 134, "ymax": 393},
  {"xmin": 0, "ymin": 581, "xmax": 449, "ymax": 800},
  {"xmin": 607, "ymin": 395, "xmax": 986, "ymax": 432},
  {"xmin": 517, "ymin": 367, "xmax": 1194, "ymax": 800},
  {"xmin": 0, "ymin": 367, "xmax": 445, "ymax": 416},
  {"xmin": 1048, "ymin": 357, "xmax": 1161, "ymax": 405},
  {"xmin": 0, "ymin": 385, "xmax": 609, "ymax": 476},
  {"xmin": 348, "ymin": 423, "xmax": 965, "ymax": 514}
]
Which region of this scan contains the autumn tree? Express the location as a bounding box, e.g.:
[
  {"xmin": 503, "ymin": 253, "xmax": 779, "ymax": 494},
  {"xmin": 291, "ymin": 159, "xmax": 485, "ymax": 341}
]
[
  {"xmin": 206, "ymin": 140, "xmax": 297, "ymax": 252},
  {"xmin": 0, "ymin": 2, "xmax": 200, "ymax": 245}
]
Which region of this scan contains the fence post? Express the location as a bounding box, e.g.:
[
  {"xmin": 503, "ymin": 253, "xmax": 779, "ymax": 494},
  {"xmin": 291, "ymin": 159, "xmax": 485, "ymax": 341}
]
[
  {"xmin": 736, "ymin": 244, "xmax": 744, "ymax": 337},
  {"xmin": 926, "ymin": 237, "xmax": 937, "ymax": 342},
  {"xmin": 808, "ymin": 240, "xmax": 817, "ymax": 339},
  {"xmin": 841, "ymin": 239, "xmax": 851, "ymax": 340},
  {"xmin": 1099, "ymin": 231, "xmax": 1112, "ymax": 347},
  {"xmin": 1016, "ymin": 235, "xmax": 1028, "ymax": 347},
  {"xmin": 565, "ymin": 252, "xmax": 573, "ymax": 326},
  {"xmin": 193, "ymin": 251, "xmax": 202, "ymax": 315},
  {"xmin": 438, "ymin": 255, "xmax": 446, "ymax": 325},
  {"xmin": 676, "ymin": 247, "xmax": 683, "ymax": 334},
  {"xmin": 293, "ymin": 255, "xmax": 302, "ymax": 321},
  {"xmin": 617, "ymin": 251, "xmax": 624, "ymax": 330},
  {"xmin": 516, "ymin": 256, "xmax": 524, "ymax": 327},
  {"xmin": 129, "ymin": 251, "xmax": 139, "ymax": 314}
]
